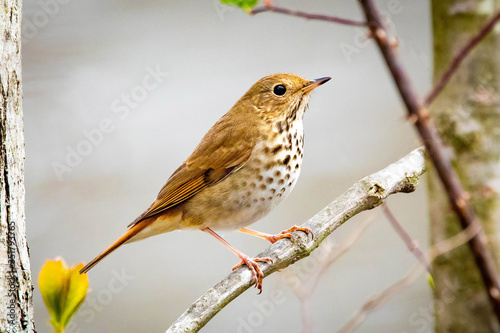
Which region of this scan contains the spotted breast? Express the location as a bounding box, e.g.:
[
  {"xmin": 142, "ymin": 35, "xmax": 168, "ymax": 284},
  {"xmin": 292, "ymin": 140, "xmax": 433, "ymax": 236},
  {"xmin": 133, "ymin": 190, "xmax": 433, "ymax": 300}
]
[{"xmin": 182, "ymin": 99, "xmax": 307, "ymax": 231}]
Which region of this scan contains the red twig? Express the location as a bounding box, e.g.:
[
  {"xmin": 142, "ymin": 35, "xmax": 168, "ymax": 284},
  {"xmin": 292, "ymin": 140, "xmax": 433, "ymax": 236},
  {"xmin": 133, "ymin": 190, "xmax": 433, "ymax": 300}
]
[
  {"xmin": 359, "ymin": 0, "xmax": 500, "ymax": 322},
  {"xmin": 424, "ymin": 11, "xmax": 500, "ymax": 106},
  {"xmin": 382, "ymin": 204, "xmax": 432, "ymax": 274},
  {"xmin": 251, "ymin": 4, "xmax": 366, "ymax": 27}
]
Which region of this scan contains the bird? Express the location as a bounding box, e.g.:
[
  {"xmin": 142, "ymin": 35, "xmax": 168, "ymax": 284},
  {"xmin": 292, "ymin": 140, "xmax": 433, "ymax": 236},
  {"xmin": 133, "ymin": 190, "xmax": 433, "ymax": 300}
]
[{"xmin": 80, "ymin": 73, "xmax": 331, "ymax": 292}]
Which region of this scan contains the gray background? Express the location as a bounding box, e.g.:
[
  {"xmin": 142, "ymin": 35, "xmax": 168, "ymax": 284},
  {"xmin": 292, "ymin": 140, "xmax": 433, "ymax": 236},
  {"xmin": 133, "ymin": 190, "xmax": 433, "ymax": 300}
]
[{"xmin": 23, "ymin": 0, "xmax": 432, "ymax": 332}]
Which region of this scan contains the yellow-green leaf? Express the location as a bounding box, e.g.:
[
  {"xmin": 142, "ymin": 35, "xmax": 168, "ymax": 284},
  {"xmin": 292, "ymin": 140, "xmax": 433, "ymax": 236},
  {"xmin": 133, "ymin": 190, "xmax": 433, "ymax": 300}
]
[
  {"xmin": 427, "ymin": 273, "xmax": 435, "ymax": 289},
  {"xmin": 39, "ymin": 258, "xmax": 89, "ymax": 332},
  {"xmin": 61, "ymin": 264, "xmax": 88, "ymax": 328}
]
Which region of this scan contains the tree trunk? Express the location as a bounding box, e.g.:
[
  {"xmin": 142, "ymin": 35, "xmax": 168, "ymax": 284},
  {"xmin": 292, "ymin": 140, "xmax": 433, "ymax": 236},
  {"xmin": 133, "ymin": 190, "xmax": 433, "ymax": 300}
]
[
  {"xmin": 0, "ymin": 0, "xmax": 34, "ymax": 331},
  {"xmin": 429, "ymin": 1, "xmax": 500, "ymax": 332}
]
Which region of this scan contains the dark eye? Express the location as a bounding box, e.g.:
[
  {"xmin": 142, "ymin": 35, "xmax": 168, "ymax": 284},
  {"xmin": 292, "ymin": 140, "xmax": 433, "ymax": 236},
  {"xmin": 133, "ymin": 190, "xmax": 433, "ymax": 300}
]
[{"xmin": 273, "ymin": 84, "xmax": 286, "ymax": 96}]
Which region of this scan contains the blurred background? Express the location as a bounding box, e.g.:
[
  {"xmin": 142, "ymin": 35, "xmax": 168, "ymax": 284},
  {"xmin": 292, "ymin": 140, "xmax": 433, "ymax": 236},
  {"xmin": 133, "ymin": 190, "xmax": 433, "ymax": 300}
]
[{"xmin": 23, "ymin": 0, "xmax": 432, "ymax": 332}]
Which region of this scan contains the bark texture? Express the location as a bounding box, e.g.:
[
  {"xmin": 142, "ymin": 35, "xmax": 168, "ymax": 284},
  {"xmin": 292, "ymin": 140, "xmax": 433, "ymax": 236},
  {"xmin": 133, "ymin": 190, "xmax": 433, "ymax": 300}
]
[
  {"xmin": 429, "ymin": 1, "xmax": 500, "ymax": 331},
  {"xmin": 0, "ymin": 0, "xmax": 34, "ymax": 332}
]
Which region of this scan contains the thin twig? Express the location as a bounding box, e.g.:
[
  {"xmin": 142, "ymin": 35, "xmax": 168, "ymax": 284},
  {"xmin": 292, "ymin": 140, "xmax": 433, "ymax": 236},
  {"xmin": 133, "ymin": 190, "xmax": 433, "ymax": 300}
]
[
  {"xmin": 424, "ymin": 11, "xmax": 500, "ymax": 106},
  {"xmin": 298, "ymin": 215, "xmax": 377, "ymax": 296},
  {"xmin": 166, "ymin": 147, "xmax": 426, "ymax": 332},
  {"xmin": 337, "ymin": 218, "xmax": 481, "ymax": 333},
  {"xmin": 284, "ymin": 215, "xmax": 377, "ymax": 333},
  {"xmin": 338, "ymin": 263, "xmax": 423, "ymax": 333},
  {"xmin": 382, "ymin": 203, "xmax": 432, "ymax": 274},
  {"xmin": 359, "ymin": 0, "xmax": 500, "ymax": 321},
  {"xmin": 250, "ymin": 4, "xmax": 366, "ymax": 27}
]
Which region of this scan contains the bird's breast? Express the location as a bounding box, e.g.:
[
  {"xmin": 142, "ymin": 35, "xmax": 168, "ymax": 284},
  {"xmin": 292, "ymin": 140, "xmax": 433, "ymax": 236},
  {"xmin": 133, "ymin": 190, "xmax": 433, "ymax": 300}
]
[{"xmin": 181, "ymin": 120, "xmax": 305, "ymax": 230}]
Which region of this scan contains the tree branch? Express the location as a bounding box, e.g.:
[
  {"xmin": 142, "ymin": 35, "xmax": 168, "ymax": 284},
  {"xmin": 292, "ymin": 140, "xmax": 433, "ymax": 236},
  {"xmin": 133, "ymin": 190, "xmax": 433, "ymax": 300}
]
[
  {"xmin": 0, "ymin": 0, "xmax": 35, "ymax": 331},
  {"xmin": 359, "ymin": 0, "xmax": 500, "ymax": 321},
  {"xmin": 250, "ymin": 3, "xmax": 366, "ymax": 27},
  {"xmin": 337, "ymin": 214, "xmax": 482, "ymax": 333},
  {"xmin": 166, "ymin": 147, "xmax": 426, "ymax": 332},
  {"xmin": 424, "ymin": 11, "xmax": 500, "ymax": 107},
  {"xmin": 382, "ymin": 203, "xmax": 431, "ymax": 274},
  {"xmin": 285, "ymin": 215, "xmax": 376, "ymax": 333}
]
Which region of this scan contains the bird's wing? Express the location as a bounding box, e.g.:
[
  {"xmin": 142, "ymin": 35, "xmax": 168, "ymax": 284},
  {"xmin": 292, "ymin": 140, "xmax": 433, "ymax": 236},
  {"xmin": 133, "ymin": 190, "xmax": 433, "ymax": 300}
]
[{"xmin": 128, "ymin": 115, "xmax": 258, "ymax": 227}]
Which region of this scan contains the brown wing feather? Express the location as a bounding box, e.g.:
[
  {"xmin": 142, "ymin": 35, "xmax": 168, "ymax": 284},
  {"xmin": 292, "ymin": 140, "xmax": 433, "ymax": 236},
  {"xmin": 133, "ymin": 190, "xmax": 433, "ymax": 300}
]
[{"xmin": 128, "ymin": 113, "xmax": 258, "ymax": 228}]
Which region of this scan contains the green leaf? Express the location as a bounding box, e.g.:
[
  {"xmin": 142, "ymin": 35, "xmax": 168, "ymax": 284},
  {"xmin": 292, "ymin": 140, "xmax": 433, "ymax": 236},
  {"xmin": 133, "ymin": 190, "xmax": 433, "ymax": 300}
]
[
  {"xmin": 427, "ymin": 273, "xmax": 435, "ymax": 289},
  {"xmin": 39, "ymin": 259, "xmax": 89, "ymax": 332},
  {"xmin": 61, "ymin": 264, "xmax": 88, "ymax": 328},
  {"xmin": 39, "ymin": 260, "xmax": 67, "ymax": 329},
  {"xmin": 221, "ymin": 0, "xmax": 258, "ymax": 13}
]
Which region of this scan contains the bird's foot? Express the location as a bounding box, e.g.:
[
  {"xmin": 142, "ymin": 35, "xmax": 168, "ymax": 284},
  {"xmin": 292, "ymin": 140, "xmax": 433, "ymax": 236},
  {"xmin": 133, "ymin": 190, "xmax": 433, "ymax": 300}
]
[
  {"xmin": 267, "ymin": 225, "xmax": 313, "ymax": 244},
  {"xmin": 232, "ymin": 256, "xmax": 273, "ymax": 293}
]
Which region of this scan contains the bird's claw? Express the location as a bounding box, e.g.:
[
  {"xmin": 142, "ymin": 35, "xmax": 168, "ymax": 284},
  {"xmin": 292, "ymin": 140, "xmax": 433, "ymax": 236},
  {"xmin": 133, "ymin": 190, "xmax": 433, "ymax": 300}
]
[
  {"xmin": 233, "ymin": 256, "xmax": 273, "ymax": 294},
  {"xmin": 230, "ymin": 226, "xmax": 312, "ymax": 293},
  {"xmin": 268, "ymin": 225, "xmax": 313, "ymax": 244}
]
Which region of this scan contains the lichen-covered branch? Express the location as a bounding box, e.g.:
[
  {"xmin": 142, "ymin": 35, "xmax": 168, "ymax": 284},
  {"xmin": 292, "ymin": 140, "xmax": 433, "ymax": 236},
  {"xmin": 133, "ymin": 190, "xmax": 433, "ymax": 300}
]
[
  {"xmin": 166, "ymin": 147, "xmax": 425, "ymax": 333},
  {"xmin": 287, "ymin": 215, "xmax": 376, "ymax": 333},
  {"xmin": 0, "ymin": 0, "xmax": 35, "ymax": 331}
]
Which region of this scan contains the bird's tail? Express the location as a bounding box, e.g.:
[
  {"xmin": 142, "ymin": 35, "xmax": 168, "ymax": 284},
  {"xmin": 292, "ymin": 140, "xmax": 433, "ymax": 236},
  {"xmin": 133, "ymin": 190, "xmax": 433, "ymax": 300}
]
[{"xmin": 79, "ymin": 218, "xmax": 153, "ymax": 274}]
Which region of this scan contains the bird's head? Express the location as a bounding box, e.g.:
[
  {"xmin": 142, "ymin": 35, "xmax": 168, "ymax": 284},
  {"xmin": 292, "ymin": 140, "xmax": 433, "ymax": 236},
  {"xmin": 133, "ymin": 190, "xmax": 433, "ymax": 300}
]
[{"xmin": 237, "ymin": 73, "xmax": 331, "ymax": 123}]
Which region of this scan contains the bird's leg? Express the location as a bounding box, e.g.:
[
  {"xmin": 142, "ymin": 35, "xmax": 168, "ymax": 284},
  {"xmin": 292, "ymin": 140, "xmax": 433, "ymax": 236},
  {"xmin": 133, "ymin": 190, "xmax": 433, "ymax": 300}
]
[
  {"xmin": 202, "ymin": 227, "xmax": 272, "ymax": 293},
  {"xmin": 238, "ymin": 226, "xmax": 313, "ymax": 244}
]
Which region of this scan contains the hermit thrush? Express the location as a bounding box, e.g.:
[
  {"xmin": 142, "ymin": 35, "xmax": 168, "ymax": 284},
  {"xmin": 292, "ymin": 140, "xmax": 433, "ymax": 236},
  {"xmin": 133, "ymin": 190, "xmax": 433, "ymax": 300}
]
[{"xmin": 80, "ymin": 73, "xmax": 330, "ymax": 292}]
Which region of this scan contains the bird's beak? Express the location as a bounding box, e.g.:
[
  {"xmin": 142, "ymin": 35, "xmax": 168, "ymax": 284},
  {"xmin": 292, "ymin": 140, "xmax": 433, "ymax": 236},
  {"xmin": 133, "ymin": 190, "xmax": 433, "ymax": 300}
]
[{"xmin": 301, "ymin": 77, "xmax": 331, "ymax": 93}]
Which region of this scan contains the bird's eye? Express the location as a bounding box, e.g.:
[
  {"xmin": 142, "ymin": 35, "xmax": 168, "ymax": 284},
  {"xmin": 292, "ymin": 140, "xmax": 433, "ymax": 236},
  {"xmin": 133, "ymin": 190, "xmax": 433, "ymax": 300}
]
[{"xmin": 273, "ymin": 84, "xmax": 287, "ymax": 96}]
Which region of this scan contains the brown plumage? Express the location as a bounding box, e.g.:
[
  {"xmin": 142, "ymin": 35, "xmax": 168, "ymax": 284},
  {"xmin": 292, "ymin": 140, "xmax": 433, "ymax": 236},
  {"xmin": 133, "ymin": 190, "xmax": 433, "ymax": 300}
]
[{"xmin": 80, "ymin": 73, "xmax": 330, "ymax": 291}]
